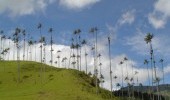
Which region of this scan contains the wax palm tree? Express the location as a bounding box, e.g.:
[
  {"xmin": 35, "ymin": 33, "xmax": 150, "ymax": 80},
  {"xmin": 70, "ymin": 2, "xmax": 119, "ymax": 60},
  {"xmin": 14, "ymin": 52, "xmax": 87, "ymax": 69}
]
[
  {"xmin": 38, "ymin": 23, "xmax": 43, "ymax": 84},
  {"xmin": 62, "ymin": 57, "xmax": 67, "ymax": 68},
  {"xmin": 78, "ymin": 35, "xmax": 82, "ymax": 71},
  {"xmin": 144, "ymin": 33, "xmax": 159, "ymax": 100},
  {"xmin": 116, "ymin": 83, "xmax": 121, "ymax": 97},
  {"xmin": 97, "ymin": 53, "xmax": 102, "ymax": 87},
  {"xmin": 73, "ymin": 29, "xmax": 81, "ymax": 70},
  {"xmin": 119, "ymin": 61, "xmax": 124, "ymax": 97},
  {"xmin": 34, "ymin": 40, "xmax": 37, "ymax": 61},
  {"xmin": 0, "ymin": 30, "xmax": 3, "ymax": 60},
  {"xmin": 1, "ymin": 35, "xmax": 6, "ymax": 59},
  {"xmin": 28, "ymin": 38, "xmax": 33, "ymax": 61},
  {"xmin": 69, "ymin": 42, "xmax": 75, "ymax": 69},
  {"xmin": 144, "ymin": 33, "xmax": 155, "ymax": 83},
  {"xmin": 159, "ymin": 59, "xmax": 166, "ymax": 100},
  {"xmin": 12, "ymin": 37, "xmax": 16, "ymax": 60},
  {"xmin": 22, "ymin": 29, "xmax": 26, "ymax": 61},
  {"xmin": 139, "ymin": 83, "xmax": 144, "ymax": 100},
  {"xmin": 82, "ymin": 39, "xmax": 88, "ymax": 74},
  {"xmin": 49, "ymin": 28, "xmax": 53, "ymax": 67},
  {"xmin": 108, "ymin": 36, "xmax": 113, "ymax": 98},
  {"xmin": 57, "ymin": 50, "xmax": 61, "ymax": 67},
  {"xmin": 124, "ymin": 57, "xmax": 130, "ymax": 98},
  {"xmin": 100, "ymin": 74, "xmax": 104, "ymax": 88},
  {"xmin": 135, "ymin": 71, "xmax": 140, "ymax": 98},
  {"xmin": 13, "ymin": 27, "xmax": 21, "ymax": 83},
  {"xmin": 159, "ymin": 59, "xmax": 164, "ymax": 84},
  {"xmin": 153, "ymin": 77, "xmax": 161, "ymax": 100},
  {"xmin": 8, "ymin": 36, "xmax": 11, "ymax": 60},
  {"xmin": 144, "ymin": 59, "xmax": 151, "ymax": 98}
]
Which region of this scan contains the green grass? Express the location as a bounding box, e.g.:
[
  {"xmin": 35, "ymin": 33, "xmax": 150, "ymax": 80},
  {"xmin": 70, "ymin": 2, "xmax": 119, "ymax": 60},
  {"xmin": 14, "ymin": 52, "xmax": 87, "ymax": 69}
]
[{"xmin": 0, "ymin": 61, "xmax": 119, "ymax": 100}]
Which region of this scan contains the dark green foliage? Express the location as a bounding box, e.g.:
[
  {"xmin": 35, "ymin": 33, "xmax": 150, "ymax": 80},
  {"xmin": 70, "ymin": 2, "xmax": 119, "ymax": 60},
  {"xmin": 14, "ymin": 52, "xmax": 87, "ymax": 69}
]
[{"xmin": 22, "ymin": 75, "xmax": 30, "ymax": 79}]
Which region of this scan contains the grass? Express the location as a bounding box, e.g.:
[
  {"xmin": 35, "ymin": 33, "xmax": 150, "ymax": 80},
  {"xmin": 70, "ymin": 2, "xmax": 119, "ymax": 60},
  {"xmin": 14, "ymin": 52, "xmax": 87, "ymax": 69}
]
[{"xmin": 0, "ymin": 61, "xmax": 120, "ymax": 100}]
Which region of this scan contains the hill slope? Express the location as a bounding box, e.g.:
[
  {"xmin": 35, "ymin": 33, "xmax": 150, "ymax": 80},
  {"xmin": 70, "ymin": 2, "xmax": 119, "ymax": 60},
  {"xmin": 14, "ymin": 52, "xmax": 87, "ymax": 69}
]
[{"xmin": 0, "ymin": 61, "xmax": 119, "ymax": 100}]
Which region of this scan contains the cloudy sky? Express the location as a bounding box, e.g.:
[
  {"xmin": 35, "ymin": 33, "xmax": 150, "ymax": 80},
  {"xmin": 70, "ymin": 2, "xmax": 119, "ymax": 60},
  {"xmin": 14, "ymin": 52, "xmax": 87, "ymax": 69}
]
[{"xmin": 0, "ymin": 0, "xmax": 170, "ymax": 90}]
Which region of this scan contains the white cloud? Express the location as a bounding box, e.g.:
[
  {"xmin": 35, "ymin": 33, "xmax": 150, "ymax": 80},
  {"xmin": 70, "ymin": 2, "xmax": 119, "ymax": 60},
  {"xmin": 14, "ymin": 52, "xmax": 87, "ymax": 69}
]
[
  {"xmin": 0, "ymin": 0, "xmax": 50, "ymax": 17},
  {"xmin": 148, "ymin": 12, "xmax": 166, "ymax": 29},
  {"xmin": 118, "ymin": 10, "xmax": 135, "ymax": 25},
  {"xmin": 148, "ymin": 0, "xmax": 170, "ymax": 29},
  {"xmin": 105, "ymin": 10, "xmax": 135, "ymax": 43},
  {"xmin": 126, "ymin": 30, "xmax": 148, "ymax": 55},
  {"xmin": 126, "ymin": 29, "xmax": 170, "ymax": 57},
  {"xmin": 59, "ymin": 0, "xmax": 100, "ymax": 10}
]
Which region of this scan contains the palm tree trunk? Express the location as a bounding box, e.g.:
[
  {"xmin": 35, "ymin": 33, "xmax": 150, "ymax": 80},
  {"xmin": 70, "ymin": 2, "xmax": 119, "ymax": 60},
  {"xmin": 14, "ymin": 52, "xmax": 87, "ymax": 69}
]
[
  {"xmin": 8, "ymin": 41, "xmax": 10, "ymax": 60},
  {"xmin": 121, "ymin": 64, "xmax": 124, "ymax": 97},
  {"xmin": 150, "ymin": 42, "xmax": 159, "ymax": 100},
  {"xmin": 34, "ymin": 44, "xmax": 36, "ymax": 62},
  {"xmin": 84, "ymin": 45, "xmax": 87, "ymax": 74},
  {"xmin": 68, "ymin": 48, "xmax": 72, "ymax": 69},
  {"xmin": 147, "ymin": 63, "xmax": 151, "ymax": 99},
  {"xmin": 23, "ymin": 35, "xmax": 25, "ymax": 61},
  {"xmin": 16, "ymin": 40, "xmax": 20, "ymax": 83},
  {"xmin": 108, "ymin": 37, "xmax": 112, "ymax": 98}
]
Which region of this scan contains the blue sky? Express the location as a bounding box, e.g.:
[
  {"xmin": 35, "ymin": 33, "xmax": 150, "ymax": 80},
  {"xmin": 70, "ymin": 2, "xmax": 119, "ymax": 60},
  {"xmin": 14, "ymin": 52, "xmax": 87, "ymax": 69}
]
[{"xmin": 0, "ymin": 0, "xmax": 170, "ymax": 89}]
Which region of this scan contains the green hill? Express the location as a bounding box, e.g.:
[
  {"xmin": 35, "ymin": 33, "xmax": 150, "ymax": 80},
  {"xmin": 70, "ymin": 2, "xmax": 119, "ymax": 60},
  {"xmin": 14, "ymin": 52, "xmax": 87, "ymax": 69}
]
[{"xmin": 0, "ymin": 61, "xmax": 119, "ymax": 100}]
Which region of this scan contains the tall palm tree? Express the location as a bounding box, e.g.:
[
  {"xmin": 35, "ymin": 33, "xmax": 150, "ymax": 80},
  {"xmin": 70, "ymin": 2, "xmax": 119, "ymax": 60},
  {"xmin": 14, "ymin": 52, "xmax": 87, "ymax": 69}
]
[
  {"xmin": 13, "ymin": 27, "xmax": 21, "ymax": 83},
  {"xmin": 120, "ymin": 61, "xmax": 124, "ymax": 97},
  {"xmin": 57, "ymin": 50, "xmax": 61, "ymax": 67},
  {"xmin": 159, "ymin": 59, "xmax": 164, "ymax": 84},
  {"xmin": 139, "ymin": 83, "xmax": 144, "ymax": 100},
  {"xmin": 8, "ymin": 36, "xmax": 11, "ymax": 60},
  {"xmin": 144, "ymin": 59, "xmax": 151, "ymax": 98},
  {"xmin": 100, "ymin": 74, "xmax": 104, "ymax": 88},
  {"xmin": 108, "ymin": 36, "xmax": 113, "ymax": 98},
  {"xmin": 160, "ymin": 59, "xmax": 165, "ymax": 100},
  {"xmin": 82, "ymin": 39, "xmax": 88, "ymax": 74},
  {"xmin": 69, "ymin": 42, "xmax": 75, "ymax": 69},
  {"xmin": 0, "ymin": 30, "xmax": 4, "ymax": 60},
  {"xmin": 12, "ymin": 37, "xmax": 16, "ymax": 60},
  {"xmin": 78, "ymin": 35, "xmax": 82, "ymax": 71},
  {"xmin": 144, "ymin": 33, "xmax": 159, "ymax": 100},
  {"xmin": 49, "ymin": 28, "xmax": 53, "ymax": 67},
  {"xmin": 124, "ymin": 57, "xmax": 130, "ymax": 98},
  {"xmin": 38, "ymin": 23, "xmax": 43, "ymax": 84},
  {"xmin": 116, "ymin": 83, "xmax": 121, "ymax": 97},
  {"xmin": 22, "ymin": 29, "xmax": 26, "ymax": 61},
  {"xmin": 28, "ymin": 38, "xmax": 33, "ymax": 61},
  {"xmin": 1, "ymin": 35, "xmax": 6, "ymax": 59},
  {"xmin": 97, "ymin": 53, "xmax": 102, "ymax": 87},
  {"xmin": 73, "ymin": 29, "xmax": 81, "ymax": 70},
  {"xmin": 34, "ymin": 40, "xmax": 37, "ymax": 62},
  {"xmin": 135, "ymin": 71, "xmax": 140, "ymax": 98}
]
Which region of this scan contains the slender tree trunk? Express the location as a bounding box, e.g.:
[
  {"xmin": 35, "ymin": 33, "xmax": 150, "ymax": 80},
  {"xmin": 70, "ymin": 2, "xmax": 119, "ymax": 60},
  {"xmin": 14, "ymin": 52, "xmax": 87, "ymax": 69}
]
[
  {"xmin": 147, "ymin": 63, "xmax": 151, "ymax": 99},
  {"xmin": 34, "ymin": 44, "xmax": 36, "ymax": 62},
  {"xmin": 95, "ymin": 31, "xmax": 98, "ymax": 95},
  {"xmin": 68, "ymin": 48, "xmax": 72, "ymax": 69},
  {"xmin": 23, "ymin": 36, "xmax": 25, "ymax": 61},
  {"xmin": 50, "ymin": 32, "xmax": 53, "ymax": 67},
  {"xmin": 8, "ymin": 41, "xmax": 10, "ymax": 60},
  {"xmin": 16, "ymin": 39, "xmax": 20, "ymax": 83},
  {"xmin": 121, "ymin": 64, "xmax": 124, "ymax": 97},
  {"xmin": 150, "ymin": 42, "xmax": 159, "ymax": 100},
  {"xmin": 108, "ymin": 37, "xmax": 112, "ymax": 98},
  {"xmin": 84, "ymin": 45, "xmax": 87, "ymax": 74}
]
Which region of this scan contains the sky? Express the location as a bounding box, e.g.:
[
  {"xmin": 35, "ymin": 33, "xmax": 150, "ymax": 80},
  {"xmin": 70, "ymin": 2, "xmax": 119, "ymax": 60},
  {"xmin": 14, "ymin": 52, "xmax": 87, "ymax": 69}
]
[{"xmin": 0, "ymin": 0, "xmax": 170, "ymax": 90}]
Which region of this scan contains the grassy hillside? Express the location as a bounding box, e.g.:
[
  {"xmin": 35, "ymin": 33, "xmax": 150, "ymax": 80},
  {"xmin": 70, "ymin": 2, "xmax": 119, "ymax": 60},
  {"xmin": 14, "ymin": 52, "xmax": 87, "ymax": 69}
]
[{"xmin": 0, "ymin": 61, "xmax": 119, "ymax": 100}]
